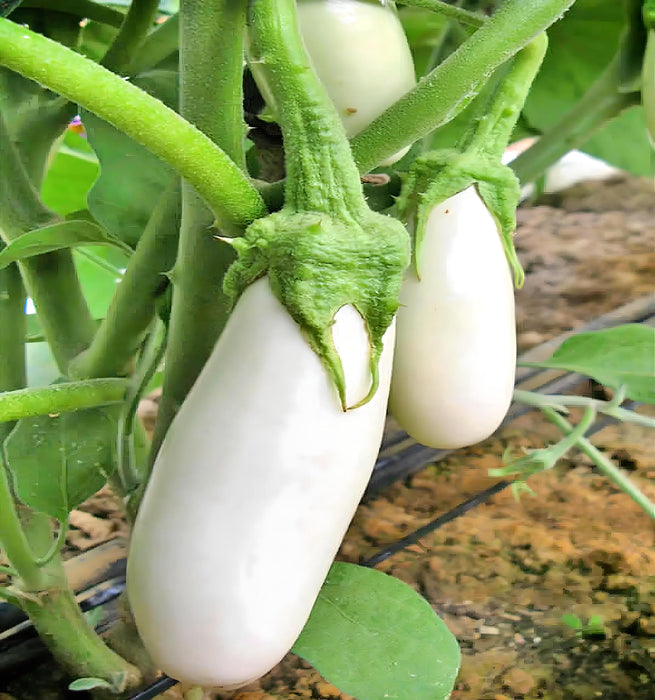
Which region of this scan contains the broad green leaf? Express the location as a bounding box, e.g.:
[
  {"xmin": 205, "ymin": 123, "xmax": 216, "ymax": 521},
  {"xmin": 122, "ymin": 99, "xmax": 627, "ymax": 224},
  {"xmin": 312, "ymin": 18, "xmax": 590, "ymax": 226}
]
[
  {"xmin": 1, "ymin": 0, "xmax": 22, "ymax": 17},
  {"xmin": 41, "ymin": 131, "xmax": 99, "ymax": 217},
  {"xmin": 293, "ymin": 563, "xmax": 460, "ymax": 700},
  {"xmin": 523, "ymin": 0, "xmax": 653, "ymax": 175},
  {"xmin": 0, "ymin": 220, "xmax": 131, "ymax": 269},
  {"xmin": 69, "ymin": 678, "xmax": 113, "ymax": 691},
  {"xmin": 83, "ymin": 71, "xmax": 178, "ymax": 247},
  {"xmin": 5, "ymin": 405, "xmax": 119, "ymax": 521},
  {"xmin": 520, "ymin": 325, "xmax": 655, "ymax": 403}
]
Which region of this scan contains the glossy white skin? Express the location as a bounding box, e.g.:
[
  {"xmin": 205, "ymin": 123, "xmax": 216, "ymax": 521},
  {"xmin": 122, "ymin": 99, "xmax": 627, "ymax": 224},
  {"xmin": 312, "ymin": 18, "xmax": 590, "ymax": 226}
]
[
  {"xmin": 127, "ymin": 278, "xmax": 395, "ymax": 688},
  {"xmin": 389, "ymin": 187, "xmax": 516, "ymax": 449},
  {"xmin": 296, "ymin": 0, "xmax": 416, "ymax": 164}
]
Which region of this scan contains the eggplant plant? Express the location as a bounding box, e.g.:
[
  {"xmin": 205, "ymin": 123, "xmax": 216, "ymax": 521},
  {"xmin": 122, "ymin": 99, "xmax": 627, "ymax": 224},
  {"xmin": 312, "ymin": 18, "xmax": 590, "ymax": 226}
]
[{"xmin": 0, "ymin": 0, "xmax": 654, "ymax": 698}]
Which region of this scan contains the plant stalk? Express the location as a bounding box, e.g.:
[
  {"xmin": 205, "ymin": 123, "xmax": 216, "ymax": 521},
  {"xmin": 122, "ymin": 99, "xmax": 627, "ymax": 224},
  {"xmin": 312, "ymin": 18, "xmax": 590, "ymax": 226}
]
[
  {"xmin": 0, "ymin": 112, "xmax": 96, "ymax": 373},
  {"xmin": 127, "ymin": 12, "xmax": 180, "ymax": 75},
  {"xmin": 514, "ymin": 390, "xmax": 655, "ymax": 429},
  {"xmin": 152, "ymin": 0, "xmax": 250, "ymax": 460},
  {"xmin": 20, "ymin": 0, "xmax": 125, "ymax": 27},
  {"xmin": 351, "ymin": 0, "xmax": 578, "ymax": 171},
  {"xmin": 0, "ymin": 378, "xmax": 127, "ymax": 422},
  {"xmin": 19, "ymin": 578, "xmax": 141, "ymax": 691},
  {"xmin": 0, "ymin": 17, "xmax": 266, "ymax": 229},
  {"xmin": 541, "ymin": 407, "xmax": 655, "ymax": 520},
  {"xmin": 248, "ymin": 0, "xmax": 365, "ymax": 217},
  {"xmin": 101, "ymin": 0, "xmax": 161, "ymax": 74},
  {"xmin": 0, "ymin": 460, "xmax": 44, "ymax": 590},
  {"xmin": 398, "ymin": 0, "xmax": 485, "ymax": 27},
  {"xmin": 69, "ymin": 181, "xmax": 181, "ymax": 379},
  {"xmin": 510, "ymin": 57, "xmax": 639, "ymax": 184},
  {"xmin": 0, "ymin": 263, "xmax": 26, "ymax": 437}
]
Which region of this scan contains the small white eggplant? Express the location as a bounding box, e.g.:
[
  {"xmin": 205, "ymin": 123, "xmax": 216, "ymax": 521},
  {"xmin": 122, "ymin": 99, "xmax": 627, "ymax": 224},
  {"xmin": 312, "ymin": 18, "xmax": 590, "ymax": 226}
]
[
  {"xmin": 389, "ymin": 186, "xmax": 516, "ymax": 449},
  {"xmin": 127, "ymin": 277, "xmax": 394, "ymax": 688},
  {"xmin": 296, "ymin": 0, "xmax": 415, "ymax": 139}
]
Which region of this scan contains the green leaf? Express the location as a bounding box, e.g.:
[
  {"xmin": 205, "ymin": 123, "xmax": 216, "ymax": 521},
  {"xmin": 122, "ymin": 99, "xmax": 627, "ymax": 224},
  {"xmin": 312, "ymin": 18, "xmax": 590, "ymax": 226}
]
[
  {"xmin": 1, "ymin": 0, "xmax": 22, "ymax": 18},
  {"xmin": 74, "ymin": 246, "xmax": 129, "ymax": 320},
  {"xmin": 69, "ymin": 677, "xmax": 113, "ymax": 691},
  {"xmin": 40, "ymin": 130, "xmax": 99, "ymax": 217},
  {"xmin": 0, "ymin": 220, "xmax": 131, "ymax": 269},
  {"xmin": 83, "ymin": 70, "xmax": 178, "ymax": 247},
  {"xmin": 523, "ymin": 0, "xmax": 653, "ymax": 175},
  {"xmin": 520, "ymin": 325, "xmax": 655, "ymax": 403},
  {"xmin": 5, "ymin": 406, "xmax": 119, "ymax": 521},
  {"xmin": 561, "ymin": 613, "xmax": 583, "ymax": 630},
  {"xmin": 293, "ymin": 563, "xmax": 460, "ymax": 700}
]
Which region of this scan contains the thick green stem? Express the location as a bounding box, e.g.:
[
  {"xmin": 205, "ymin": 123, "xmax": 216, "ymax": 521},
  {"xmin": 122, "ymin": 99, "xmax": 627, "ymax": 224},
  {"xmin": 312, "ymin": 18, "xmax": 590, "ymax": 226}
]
[
  {"xmin": 398, "ymin": 0, "xmax": 485, "ymax": 27},
  {"xmin": 464, "ymin": 32, "xmax": 548, "ymax": 159},
  {"xmin": 101, "ymin": 0, "xmax": 161, "ymax": 74},
  {"xmin": 20, "ymin": 578, "xmax": 141, "ymax": 691},
  {"xmin": 510, "ymin": 58, "xmax": 639, "ymax": 184},
  {"xmin": 541, "ymin": 407, "xmax": 655, "ymax": 520},
  {"xmin": 0, "ymin": 112, "xmax": 95, "ymax": 372},
  {"xmin": 0, "ymin": 460, "xmax": 44, "ymax": 589},
  {"xmin": 70, "ymin": 182, "xmax": 181, "ymax": 379},
  {"xmin": 0, "ymin": 264, "xmax": 26, "ymax": 436},
  {"xmin": 351, "ymin": 0, "xmax": 577, "ymax": 172},
  {"xmin": 21, "ymin": 0, "xmax": 125, "ymax": 27},
  {"xmin": 127, "ymin": 12, "xmax": 179, "ymax": 75},
  {"xmin": 151, "ymin": 0, "xmax": 251, "ymax": 461},
  {"xmin": 0, "ymin": 378, "xmax": 127, "ymax": 422},
  {"xmin": 0, "ymin": 17, "xmax": 266, "ymax": 229},
  {"xmin": 248, "ymin": 0, "xmax": 365, "ymax": 217}
]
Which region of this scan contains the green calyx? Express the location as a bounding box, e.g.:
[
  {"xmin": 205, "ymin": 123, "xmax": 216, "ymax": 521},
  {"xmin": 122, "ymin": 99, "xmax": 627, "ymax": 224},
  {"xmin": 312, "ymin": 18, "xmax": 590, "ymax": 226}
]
[
  {"xmin": 397, "ymin": 149, "xmax": 524, "ymax": 287},
  {"xmin": 223, "ymin": 207, "xmax": 410, "ymax": 411}
]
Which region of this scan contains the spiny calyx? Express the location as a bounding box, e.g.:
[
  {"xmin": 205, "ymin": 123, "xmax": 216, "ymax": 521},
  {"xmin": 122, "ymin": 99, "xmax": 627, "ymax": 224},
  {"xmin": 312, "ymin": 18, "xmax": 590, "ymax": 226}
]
[
  {"xmin": 224, "ymin": 208, "xmax": 410, "ymax": 410},
  {"xmin": 397, "ymin": 149, "xmax": 524, "ymax": 287}
]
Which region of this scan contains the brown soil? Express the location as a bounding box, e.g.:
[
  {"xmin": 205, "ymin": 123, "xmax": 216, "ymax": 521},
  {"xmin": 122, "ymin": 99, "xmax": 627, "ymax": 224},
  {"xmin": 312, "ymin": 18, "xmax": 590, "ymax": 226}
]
[{"xmin": 3, "ymin": 176, "xmax": 655, "ymax": 700}]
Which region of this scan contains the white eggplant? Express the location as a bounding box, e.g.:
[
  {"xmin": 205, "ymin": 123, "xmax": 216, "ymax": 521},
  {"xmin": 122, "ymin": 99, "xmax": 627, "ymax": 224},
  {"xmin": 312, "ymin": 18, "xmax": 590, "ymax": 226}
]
[
  {"xmin": 389, "ymin": 186, "xmax": 516, "ymax": 449},
  {"xmin": 127, "ymin": 277, "xmax": 394, "ymax": 688}
]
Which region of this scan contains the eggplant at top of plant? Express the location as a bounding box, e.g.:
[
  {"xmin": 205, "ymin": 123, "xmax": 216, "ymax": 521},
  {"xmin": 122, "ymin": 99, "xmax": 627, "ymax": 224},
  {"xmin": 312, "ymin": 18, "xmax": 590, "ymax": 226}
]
[
  {"xmin": 389, "ymin": 34, "xmax": 547, "ymax": 450},
  {"xmin": 127, "ymin": 0, "xmax": 410, "ymax": 689},
  {"xmin": 252, "ymin": 0, "xmax": 417, "ymax": 166}
]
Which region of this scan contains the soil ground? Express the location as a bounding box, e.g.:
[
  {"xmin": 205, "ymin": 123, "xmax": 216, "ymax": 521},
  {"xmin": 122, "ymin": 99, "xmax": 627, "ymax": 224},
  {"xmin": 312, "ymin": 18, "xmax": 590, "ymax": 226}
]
[{"xmin": 2, "ymin": 175, "xmax": 655, "ymax": 699}]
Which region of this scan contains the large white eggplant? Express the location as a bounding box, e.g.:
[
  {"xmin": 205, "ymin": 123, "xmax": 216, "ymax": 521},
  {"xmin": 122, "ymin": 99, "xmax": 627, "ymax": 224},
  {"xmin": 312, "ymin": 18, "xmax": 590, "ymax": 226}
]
[{"xmin": 127, "ymin": 277, "xmax": 395, "ymax": 688}]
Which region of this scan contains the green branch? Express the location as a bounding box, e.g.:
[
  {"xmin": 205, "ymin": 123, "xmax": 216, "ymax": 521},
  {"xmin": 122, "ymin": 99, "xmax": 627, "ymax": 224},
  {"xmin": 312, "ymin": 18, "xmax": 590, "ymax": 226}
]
[
  {"xmin": 21, "ymin": 0, "xmax": 125, "ymax": 27},
  {"xmin": 70, "ymin": 181, "xmax": 180, "ymax": 379},
  {"xmin": 0, "ymin": 17, "xmax": 266, "ymax": 230},
  {"xmin": 351, "ymin": 0, "xmax": 577, "ymax": 171},
  {"xmin": 0, "ymin": 264, "xmax": 26, "ymax": 435},
  {"xmin": 510, "ymin": 58, "xmax": 639, "ymax": 184},
  {"xmin": 102, "ymin": 0, "xmax": 161, "ymax": 74},
  {"xmin": 152, "ymin": 0, "xmax": 250, "ymax": 460},
  {"xmin": 541, "ymin": 407, "xmax": 655, "ymax": 520},
  {"xmin": 0, "ymin": 378, "xmax": 127, "ymax": 423},
  {"xmin": 398, "ymin": 0, "xmax": 485, "ymax": 27},
  {"xmin": 0, "ymin": 112, "xmax": 96, "ymax": 372},
  {"xmin": 514, "ymin": 390, "xmax": 655, "ymax": 429},
  {"xmin": 127, "ymin": 12, "xmax": 179, "ymax": 75},
  {"xmin": 0, "ymin": 458, "xmax": 45, "ymax": 589},
  {"xmin": 20, "ymin": 580, "xmax": 141, "ymax": 691}
]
